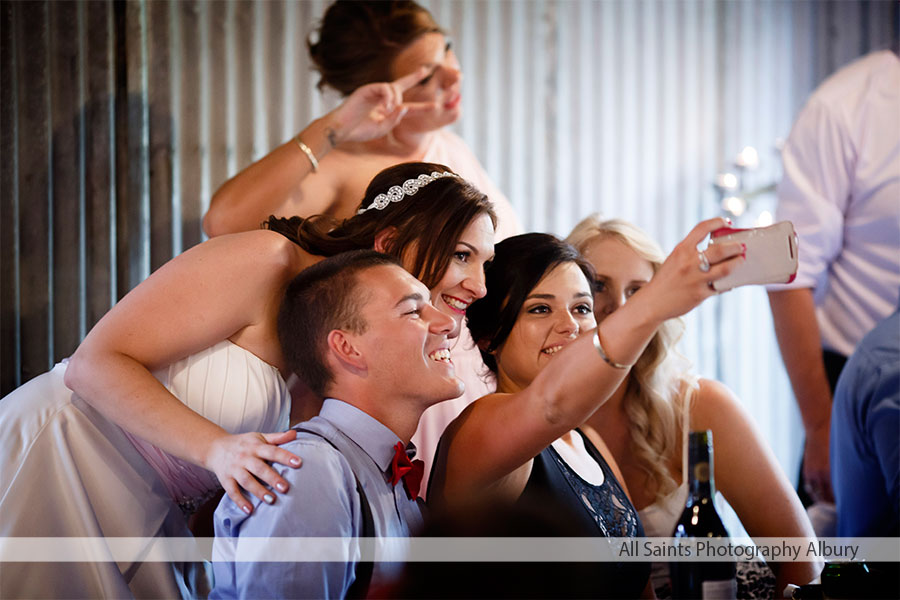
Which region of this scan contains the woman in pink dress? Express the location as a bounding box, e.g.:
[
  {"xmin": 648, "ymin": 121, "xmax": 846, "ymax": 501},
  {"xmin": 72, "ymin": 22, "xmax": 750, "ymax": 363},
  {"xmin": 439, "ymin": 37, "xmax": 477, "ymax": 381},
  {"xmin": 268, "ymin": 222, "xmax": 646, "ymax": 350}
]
[{"xmin": 203, "ymin": 1, "xmax": 520, "ymax": 485}]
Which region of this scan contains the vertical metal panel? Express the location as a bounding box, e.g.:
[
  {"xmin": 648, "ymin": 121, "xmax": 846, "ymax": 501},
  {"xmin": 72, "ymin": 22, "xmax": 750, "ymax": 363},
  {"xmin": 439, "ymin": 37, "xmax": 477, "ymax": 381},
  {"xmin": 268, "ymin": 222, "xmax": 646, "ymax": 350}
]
[
  {"xmin": 167, "ymin": 0, "xmax": 184, "ymax": 255},
  {"xmin": 2, "ymin": 0, "xmax": 898, "ymax": 481},
  {"xmin": 176, "ymin": 1, "xmax": 204, "ymax": 249},
  {"xmin": 147, "ymin": 0, "xmax": 174, "ymax": 269},
  {"xmin": 497, "ymin": 0, "xmax": 532, "ymax": 226},
  {"xmin": 119, "ymin": 0, "xmax": 151, "ymax": 292},
  {"xmin": 49, "ymin": 1, "xmax": 83, "ymax": 362},
  {"xmin": 263, "ymin": 2, "xmax": 286, "ymax": 150},
  {"xmin": 207, "ymin": 0, "xmax": 230, "ymax": 212},
  {"xmin": 230, "ymin": 1, "xmax": 256, "ymax": 172},
  {"xmin": 15, "ymin": 1, "xmax": 52, "ymax": 384},
  {"xmin": 198, "ymin": 0, "xmax": 213, "ymax": 222},
  {"xmin": 1, "ymin": 1, "xmax": 20, "ymax": 393},
  {"xmin": 595, "ymin": 0, "xmax": 619, "ymax": 227},
  {"xmin": 83, "ymin": 1, "xmax": 116, "ymax": 326}
]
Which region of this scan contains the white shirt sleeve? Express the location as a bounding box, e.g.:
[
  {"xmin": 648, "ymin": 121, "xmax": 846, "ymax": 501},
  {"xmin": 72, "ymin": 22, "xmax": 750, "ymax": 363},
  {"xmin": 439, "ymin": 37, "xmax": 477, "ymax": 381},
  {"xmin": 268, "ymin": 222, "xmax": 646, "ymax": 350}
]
[{"xmin": 769, "ymin": 98, "xmax": 852, "ymax": 292}]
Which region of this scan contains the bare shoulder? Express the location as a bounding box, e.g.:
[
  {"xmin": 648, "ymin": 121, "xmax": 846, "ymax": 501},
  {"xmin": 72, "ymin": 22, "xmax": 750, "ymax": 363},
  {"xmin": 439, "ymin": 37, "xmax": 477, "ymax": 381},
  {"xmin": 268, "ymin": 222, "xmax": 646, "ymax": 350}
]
[
  {"xmin": 439, "ymin": 392, "xmax": 521, "ymax": 458},
  {"xmin": 695, "ymin": 378, "xmax": 739, "ymax": 406},
  {"xmin": 208, "ymin": 229, "xmax": 314, "ymax": 272},
  {"xmin": 436, "ymin": 392, "xmax": 535, "ymax": 505},
  {"xmin": 431, "ymin": 393, "xmax": 503, "ymax": 478},
  {"xmin": 689, "ymin": 378, "xmax": 755, "ymax": 436},
  {"xmin": 444, "ymin": 393, "xmax": 509, "ymax": 438}
]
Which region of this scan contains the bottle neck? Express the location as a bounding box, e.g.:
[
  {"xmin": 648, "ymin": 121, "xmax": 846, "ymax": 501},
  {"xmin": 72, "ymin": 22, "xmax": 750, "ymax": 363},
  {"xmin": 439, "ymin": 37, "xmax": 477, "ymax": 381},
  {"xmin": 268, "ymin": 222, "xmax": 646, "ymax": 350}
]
[
  {"xmin": 688, "ymin": 462, "xmax": 716, "ymax": 499},
  {"xmin": 687, "ymin": 432, "xmax": 716, "ymax": 500}
]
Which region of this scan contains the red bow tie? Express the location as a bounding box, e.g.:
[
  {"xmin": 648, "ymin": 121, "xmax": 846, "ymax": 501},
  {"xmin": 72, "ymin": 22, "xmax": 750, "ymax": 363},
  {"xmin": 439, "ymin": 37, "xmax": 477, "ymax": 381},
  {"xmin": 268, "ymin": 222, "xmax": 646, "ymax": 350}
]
[{"xmin": 390, "ymin": 441, "xmax": 424, "ymax": 500}]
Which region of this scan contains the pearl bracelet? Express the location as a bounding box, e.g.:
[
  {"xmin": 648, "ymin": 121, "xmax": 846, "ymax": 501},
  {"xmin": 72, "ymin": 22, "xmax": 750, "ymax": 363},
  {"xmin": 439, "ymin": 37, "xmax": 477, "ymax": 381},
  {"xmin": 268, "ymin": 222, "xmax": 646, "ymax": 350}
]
[
  {"xmin": 593, "ymin": 330, "xmax": 633, "ymax": 370},
  {"xmin": 294, "ymin": 136, "xmax": 318, "ymax": 173}
]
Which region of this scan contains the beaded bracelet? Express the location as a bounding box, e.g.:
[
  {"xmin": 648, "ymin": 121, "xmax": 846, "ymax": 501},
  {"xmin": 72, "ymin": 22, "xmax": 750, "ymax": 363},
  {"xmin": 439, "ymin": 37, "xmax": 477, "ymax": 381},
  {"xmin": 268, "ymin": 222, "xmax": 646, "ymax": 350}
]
[
  {"xmin": 294, "ymin": 136, "xmax": 318, "ymax": 173},
  {"xmin": 593, "ymin": 330, "xmax": 634, "ymax": 370}
]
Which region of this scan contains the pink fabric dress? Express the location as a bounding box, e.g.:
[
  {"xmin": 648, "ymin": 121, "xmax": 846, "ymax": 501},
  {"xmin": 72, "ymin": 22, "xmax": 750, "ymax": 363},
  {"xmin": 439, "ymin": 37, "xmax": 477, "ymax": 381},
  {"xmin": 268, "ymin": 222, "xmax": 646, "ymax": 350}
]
[
  {"xmin": 411, "ymin": 128, "xmax": 522, "ymax": 495},
  {"xmin": 0, "ymin": 340, "xmax": 291, "ymax": 598}
]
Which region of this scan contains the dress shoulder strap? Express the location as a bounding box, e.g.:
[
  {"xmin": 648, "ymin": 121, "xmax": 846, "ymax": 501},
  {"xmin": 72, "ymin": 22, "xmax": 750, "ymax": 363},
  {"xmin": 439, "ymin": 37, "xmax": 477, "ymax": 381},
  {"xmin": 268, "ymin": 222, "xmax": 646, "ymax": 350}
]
[{"xmin": 574, "ymin": 428, "xmax": 612, "ymax": 478}]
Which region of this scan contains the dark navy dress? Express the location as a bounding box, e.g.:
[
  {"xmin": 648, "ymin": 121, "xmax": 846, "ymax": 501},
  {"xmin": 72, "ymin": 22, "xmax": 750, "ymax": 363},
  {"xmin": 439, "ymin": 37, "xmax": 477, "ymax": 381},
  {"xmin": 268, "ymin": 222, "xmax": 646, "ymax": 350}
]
[{"xmin": 517, "ymin": 429, "xmax": 651, "ymax": 599}]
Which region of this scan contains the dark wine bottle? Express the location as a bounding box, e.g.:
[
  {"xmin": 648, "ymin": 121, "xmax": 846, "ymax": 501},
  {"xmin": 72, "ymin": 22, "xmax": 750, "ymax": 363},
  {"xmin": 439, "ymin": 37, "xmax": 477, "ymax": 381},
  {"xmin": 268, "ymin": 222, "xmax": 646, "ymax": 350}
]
[{"xmin": 670, "ymin": 430, "xmax": 737, "ymax": 599}]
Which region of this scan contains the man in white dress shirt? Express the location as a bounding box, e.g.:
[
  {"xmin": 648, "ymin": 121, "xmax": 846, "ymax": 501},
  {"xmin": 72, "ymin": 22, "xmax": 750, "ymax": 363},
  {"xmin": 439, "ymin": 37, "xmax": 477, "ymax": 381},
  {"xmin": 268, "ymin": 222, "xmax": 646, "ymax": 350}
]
[{"xmin": 767, "ymin": 49, "xmax": 900, "ymax": 512}]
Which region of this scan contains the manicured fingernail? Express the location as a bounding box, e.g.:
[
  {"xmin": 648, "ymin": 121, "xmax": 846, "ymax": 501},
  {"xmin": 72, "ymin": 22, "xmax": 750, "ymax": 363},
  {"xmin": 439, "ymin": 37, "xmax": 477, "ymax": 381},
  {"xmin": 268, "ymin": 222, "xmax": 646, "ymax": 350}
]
[
  {"xmin": 264, "ymin": 494, "xmax": 275, "ymax": 504},
  {"xmin": 290, "ymin": 457, "xmax": 301, "ymax": 467},
  {"xmin": 725, "ymin": 217, "xmax": 733, "ymax": 225},
  {"xmin": 741, "ymin": 243, "xmax": 747, "ymax": 257},
  {"xmin": 276, "ymin": 482, "xmax": 288, "ymax": 492},
  {"xmin": 242, "ymin": 505, "xmax": 252, "ymax": 514}
]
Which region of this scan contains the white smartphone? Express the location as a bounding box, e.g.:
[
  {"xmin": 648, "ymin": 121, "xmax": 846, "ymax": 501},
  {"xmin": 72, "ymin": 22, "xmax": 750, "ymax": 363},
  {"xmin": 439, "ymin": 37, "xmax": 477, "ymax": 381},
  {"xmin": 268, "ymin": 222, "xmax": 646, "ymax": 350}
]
[{"xmin": 707, "ymin": 221, "xmax": 798, "ymax": 292}]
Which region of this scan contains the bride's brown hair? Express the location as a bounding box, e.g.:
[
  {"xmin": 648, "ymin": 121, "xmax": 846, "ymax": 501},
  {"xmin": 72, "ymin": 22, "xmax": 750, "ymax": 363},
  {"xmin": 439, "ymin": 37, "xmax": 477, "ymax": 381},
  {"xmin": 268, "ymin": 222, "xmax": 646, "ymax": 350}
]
[{"xmin": 265, "ymin": 162, "xmax": 496, "ymax": 290}]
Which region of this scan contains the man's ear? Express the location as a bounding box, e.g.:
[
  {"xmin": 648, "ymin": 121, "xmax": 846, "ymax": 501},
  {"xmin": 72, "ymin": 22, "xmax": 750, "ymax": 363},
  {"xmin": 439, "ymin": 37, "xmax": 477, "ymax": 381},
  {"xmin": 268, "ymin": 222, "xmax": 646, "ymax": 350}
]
[
  {"xmin": 373, "ymin": 227, "xmax": 398, "ymax": 253},
  {"xmin": 326, "ymin": 329, "xmax": 367, "ymax": 372}
]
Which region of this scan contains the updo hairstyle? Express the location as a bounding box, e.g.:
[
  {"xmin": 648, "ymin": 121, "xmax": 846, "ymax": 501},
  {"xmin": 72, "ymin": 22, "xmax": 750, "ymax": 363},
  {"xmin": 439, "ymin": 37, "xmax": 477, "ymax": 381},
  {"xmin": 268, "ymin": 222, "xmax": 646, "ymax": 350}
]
[{"xmin": 308, "ymin": 0, "xmax": 444, "ymax": 95}]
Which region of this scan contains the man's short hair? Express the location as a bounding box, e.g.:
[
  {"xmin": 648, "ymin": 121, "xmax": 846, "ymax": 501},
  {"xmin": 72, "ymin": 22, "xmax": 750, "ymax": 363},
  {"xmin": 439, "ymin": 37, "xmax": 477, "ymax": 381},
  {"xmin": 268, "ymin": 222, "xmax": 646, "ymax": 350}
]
[{"xmin": 278, "ymin": 250, "xmax": 402, "ymax": 397}]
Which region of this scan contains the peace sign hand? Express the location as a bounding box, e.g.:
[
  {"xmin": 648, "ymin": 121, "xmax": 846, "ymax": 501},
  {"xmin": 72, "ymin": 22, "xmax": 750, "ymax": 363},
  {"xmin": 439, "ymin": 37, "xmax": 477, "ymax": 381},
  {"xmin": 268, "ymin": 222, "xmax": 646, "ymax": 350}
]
[{"xmin": 325, "ymin": 67, "xmax": 438, "ymax": 145}]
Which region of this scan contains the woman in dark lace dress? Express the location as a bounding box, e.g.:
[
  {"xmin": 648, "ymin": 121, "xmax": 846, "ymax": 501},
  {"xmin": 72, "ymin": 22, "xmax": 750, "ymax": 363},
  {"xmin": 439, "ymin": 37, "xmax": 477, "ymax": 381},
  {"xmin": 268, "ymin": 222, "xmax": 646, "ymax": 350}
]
[{"xmin": 428, "ymin": 227, "xmax": 746, "ymax": 598}]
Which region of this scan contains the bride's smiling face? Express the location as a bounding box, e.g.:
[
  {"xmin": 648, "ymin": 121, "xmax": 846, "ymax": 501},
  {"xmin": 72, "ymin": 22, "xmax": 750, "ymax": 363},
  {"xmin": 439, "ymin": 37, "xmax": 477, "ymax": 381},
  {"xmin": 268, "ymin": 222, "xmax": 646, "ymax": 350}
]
[
  {"xmin": 391, "ymin": 211, "xmax": 495, "ymax": 336},
  {"xmin": 428, "ymin": 213, "xmax": 495, "ymax": 326}
]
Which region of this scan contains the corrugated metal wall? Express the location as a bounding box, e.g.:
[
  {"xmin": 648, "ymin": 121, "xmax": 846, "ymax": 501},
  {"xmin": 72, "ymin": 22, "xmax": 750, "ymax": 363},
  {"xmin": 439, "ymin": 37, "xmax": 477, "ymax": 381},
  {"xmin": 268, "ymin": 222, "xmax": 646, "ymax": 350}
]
[{"xmin": 2, "ymin": 0, "xmax": 897, "ymax": 474}]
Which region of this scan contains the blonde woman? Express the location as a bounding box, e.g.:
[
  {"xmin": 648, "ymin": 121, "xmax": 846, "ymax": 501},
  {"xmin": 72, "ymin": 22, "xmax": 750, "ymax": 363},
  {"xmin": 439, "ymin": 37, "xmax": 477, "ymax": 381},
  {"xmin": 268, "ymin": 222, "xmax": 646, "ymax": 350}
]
[{"xmin": 565, "ymin": 215, "xmax": 820, "ymax": 598}]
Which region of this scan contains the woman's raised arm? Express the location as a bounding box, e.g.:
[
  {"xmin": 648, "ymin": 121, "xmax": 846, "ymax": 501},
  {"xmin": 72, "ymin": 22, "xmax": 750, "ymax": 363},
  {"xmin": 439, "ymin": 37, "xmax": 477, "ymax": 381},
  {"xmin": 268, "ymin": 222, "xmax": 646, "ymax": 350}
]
[
  {"xmin": 439, "ymin": 218, "xmax": 745, "ymax": 500},
  {"xmin": 64, "ymin": 230, "xmax": 316, "ymax": 514},
  {"xmin": 203, "ymin": 67, "xmax": 434, "ymax": 237}
]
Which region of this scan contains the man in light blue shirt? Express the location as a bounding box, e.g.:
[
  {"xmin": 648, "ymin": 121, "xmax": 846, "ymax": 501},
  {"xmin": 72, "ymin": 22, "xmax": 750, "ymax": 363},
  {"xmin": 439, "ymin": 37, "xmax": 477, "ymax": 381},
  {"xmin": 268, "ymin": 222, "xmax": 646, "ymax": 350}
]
[
  {"xmin": 211, "ymin": 251, "xmax": 463, "ymax": 598},
  {"xmin": 831, "ymin": 308, "xmax": 899, "ymax": 536}
]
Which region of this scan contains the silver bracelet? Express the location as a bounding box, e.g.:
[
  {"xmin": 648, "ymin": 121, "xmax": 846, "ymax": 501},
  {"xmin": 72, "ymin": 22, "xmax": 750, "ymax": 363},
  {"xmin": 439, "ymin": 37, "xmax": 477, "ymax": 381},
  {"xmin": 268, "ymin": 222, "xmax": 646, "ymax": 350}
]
[
  {"xmin": 593, "ymin": 330, "xmax": 633, "ymax": 370},
  {"xmin": 294, "ymin": 136, "xmax": 318, "ymax": 173}
]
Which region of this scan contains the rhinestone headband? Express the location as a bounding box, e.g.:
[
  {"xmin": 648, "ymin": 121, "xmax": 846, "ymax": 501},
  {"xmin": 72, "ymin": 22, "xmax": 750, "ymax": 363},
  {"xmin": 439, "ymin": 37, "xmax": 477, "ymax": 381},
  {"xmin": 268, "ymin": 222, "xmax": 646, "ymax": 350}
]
[{"xmin": 357, "ymin": 171, "xmax": 458, "ymax": 215}]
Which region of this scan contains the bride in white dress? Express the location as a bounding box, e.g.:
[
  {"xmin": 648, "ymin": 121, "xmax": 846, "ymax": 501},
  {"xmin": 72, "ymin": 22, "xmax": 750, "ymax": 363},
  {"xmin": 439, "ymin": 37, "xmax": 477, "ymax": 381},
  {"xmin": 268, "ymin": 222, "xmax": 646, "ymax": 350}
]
[
  {"xmin": 0, "ymin": 158, "xmax": 497, "ymax": 597},
  {"xmin": 1, "ymin": 341, "xmax": 293, "ymax": 598}
]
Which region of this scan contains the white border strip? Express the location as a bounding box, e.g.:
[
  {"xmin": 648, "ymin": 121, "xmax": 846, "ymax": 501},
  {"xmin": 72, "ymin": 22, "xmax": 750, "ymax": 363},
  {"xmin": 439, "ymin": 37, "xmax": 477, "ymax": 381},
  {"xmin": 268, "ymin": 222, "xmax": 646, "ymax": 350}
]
[{"xmin": 1, "ymin": 537, "xmax": 898, "ymax": 563}]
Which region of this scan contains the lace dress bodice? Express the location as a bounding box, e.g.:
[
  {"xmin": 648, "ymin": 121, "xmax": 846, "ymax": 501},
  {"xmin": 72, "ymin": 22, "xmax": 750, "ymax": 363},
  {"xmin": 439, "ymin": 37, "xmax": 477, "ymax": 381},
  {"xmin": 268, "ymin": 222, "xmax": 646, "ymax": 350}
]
[{"xmin": 518, "ymin": 429, "xmax": 650, "ymax": 598}]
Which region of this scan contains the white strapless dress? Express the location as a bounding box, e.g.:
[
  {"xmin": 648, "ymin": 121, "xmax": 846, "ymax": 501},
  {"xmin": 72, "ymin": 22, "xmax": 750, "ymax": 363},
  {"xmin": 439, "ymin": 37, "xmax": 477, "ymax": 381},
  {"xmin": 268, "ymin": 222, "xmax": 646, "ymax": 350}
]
[{"xmin": 0, "ymin": 340, "xmax": 290, "ymax": 599}]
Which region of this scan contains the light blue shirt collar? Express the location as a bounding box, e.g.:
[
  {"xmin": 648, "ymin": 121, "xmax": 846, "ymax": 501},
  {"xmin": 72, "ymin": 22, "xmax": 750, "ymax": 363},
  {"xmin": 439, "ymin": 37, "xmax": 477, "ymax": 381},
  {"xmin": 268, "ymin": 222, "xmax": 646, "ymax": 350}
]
[{"xmin": 319, "ymin": 398, "xmax": 417, "ymax": 473}]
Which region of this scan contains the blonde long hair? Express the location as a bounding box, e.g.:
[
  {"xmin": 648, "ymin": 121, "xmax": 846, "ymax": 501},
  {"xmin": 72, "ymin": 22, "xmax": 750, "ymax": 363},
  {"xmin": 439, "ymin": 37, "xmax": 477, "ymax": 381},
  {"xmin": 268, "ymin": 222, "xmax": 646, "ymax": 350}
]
[{"xmin": 566, "ymin": 215, "xmax": 694, "ymax": 501}]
